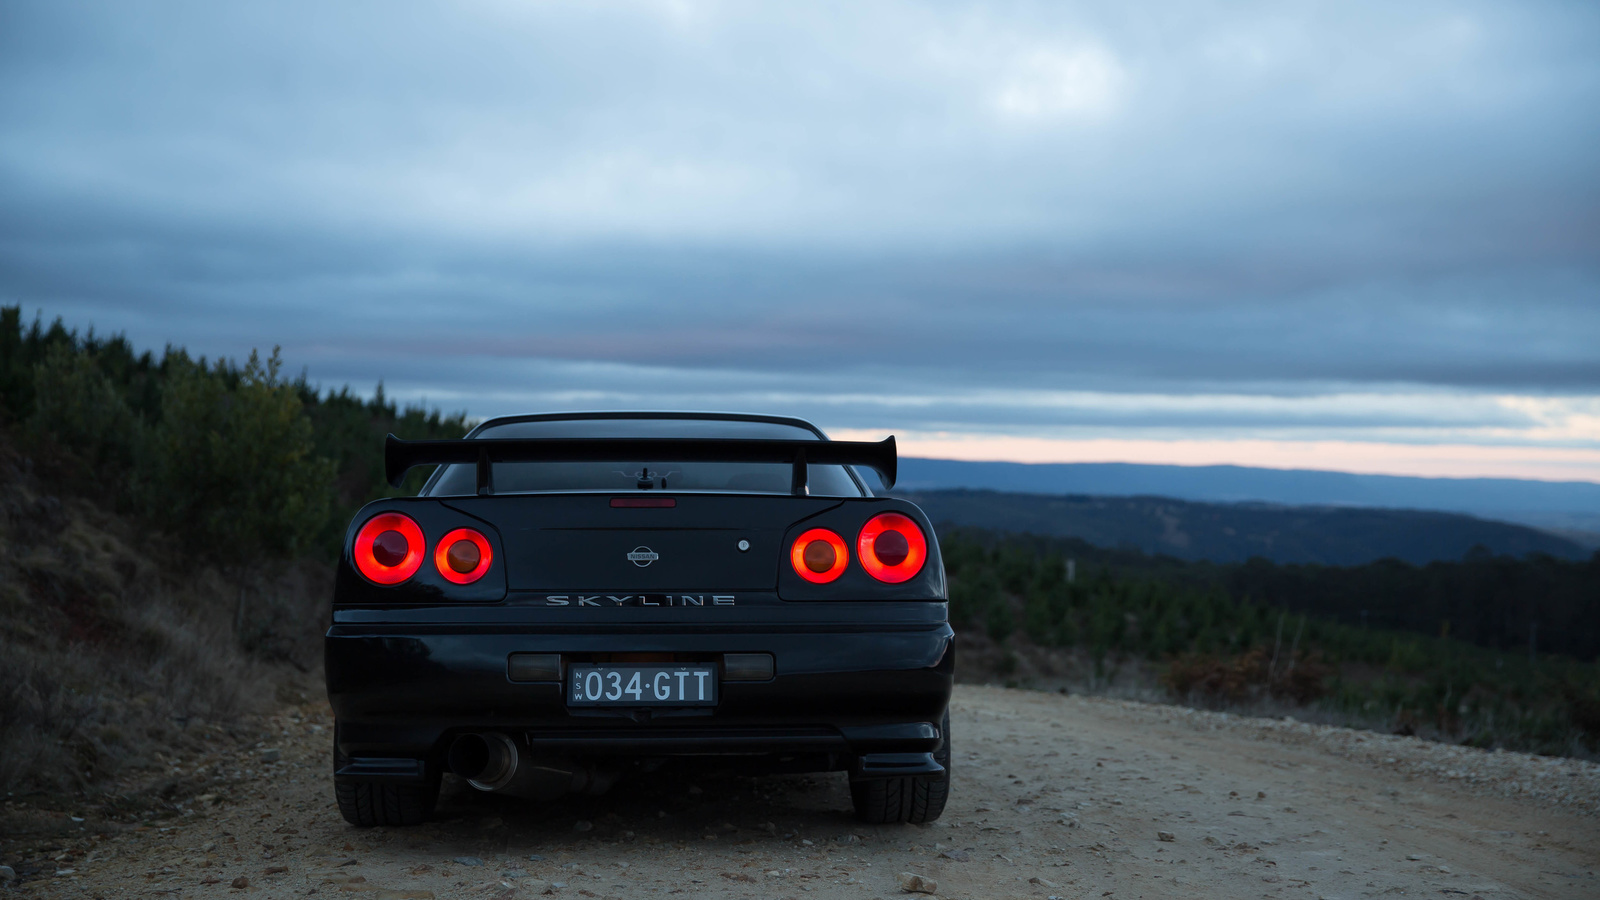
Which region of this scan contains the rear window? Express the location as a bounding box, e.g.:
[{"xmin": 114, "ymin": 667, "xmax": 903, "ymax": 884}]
[{"xmin": 424, "ymin": 416, "xmax": 867, "ymax": 497}]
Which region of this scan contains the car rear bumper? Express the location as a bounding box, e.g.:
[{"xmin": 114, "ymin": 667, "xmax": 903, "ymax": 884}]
[{"xmin": 325, "ymin": 616, "xmax": 954, "ymax": 780}]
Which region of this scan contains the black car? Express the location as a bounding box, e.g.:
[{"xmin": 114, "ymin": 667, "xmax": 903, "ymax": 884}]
[{"xmin": 325, "ymin": 412, "xmax": 953, "ymax": 827}]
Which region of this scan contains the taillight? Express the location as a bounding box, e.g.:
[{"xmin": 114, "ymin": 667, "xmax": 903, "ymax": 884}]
[
  {"xmin": 434, "ymin": 527, "xmax": 493, "ymax": 585},
  {"xmin": 857, "ymin": 513, "xmax": 927, "ymax": 583},
  {"xmin": 790, "ymin": 528, "xmax": 849, "ymax": 583},
  {"xmin": 353, "ymin": 512, "xmax": 425, "ymax": 585}
]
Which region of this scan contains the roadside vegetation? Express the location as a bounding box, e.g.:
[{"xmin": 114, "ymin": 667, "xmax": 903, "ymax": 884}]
[
  {"xmin": 943, "ymin": 527, "xmax": 1600, "ymax": 759},
  {"xmin": 0, "ymin": 307, "xmax": 469, "ymax": 805}
]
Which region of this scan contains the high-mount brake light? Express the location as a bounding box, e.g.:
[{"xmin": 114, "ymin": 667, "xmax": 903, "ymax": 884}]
[
  {"xmin": 790, "ymin": 528, "xmax": 849, "ymax": 584},
  {"xmin": 857, "ymin": 512, "xmax": 927, "ymax": 583},
  {"xmin": 434, "ymin": 527, "xmax": 493, "ymax": 584},
  {"xmin": 353, "ymin": 512, "xmax": 425, "ymax": 585}
]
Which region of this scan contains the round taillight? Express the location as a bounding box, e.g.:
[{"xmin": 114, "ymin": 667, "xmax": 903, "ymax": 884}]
[
  {"xmin": 434, "ymin": 527, "xmax": 493, "ymax": 585},
  {"xmin": 857, "ymin": 513, "xmax": 927, "ymax": 583},
  {"xmin": 353, "ymin": 512, "xmax": 425, "ymax": 585},
  {"xmin": 790, "ymin": 528, "xmax": 848, "ymax": 584}
]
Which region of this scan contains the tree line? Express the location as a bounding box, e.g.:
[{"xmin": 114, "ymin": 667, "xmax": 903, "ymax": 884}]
[
  {"xmin": 942, "ymin": 526, "xmax": 1600, "ymax": 662},
  {"xmin": 0, "ymin": 306, "xmax": 470, "ymax": 561}
]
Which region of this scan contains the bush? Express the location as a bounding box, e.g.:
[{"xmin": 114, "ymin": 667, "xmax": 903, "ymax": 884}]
[
  {"xmin": 26, "ymin": 343, "xmax": 141, "ymax": 497},
  {"xmin": 139, "ymin": 349, "xmax": 333, "ymax": 560}
]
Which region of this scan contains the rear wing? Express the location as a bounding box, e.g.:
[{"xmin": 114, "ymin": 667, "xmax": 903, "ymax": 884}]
[{"xmin": 384, "ymin": 434, "xmax": 897, "ymax": 496}]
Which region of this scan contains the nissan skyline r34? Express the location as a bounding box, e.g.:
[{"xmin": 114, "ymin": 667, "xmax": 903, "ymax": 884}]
[{"xmin": 324, "ymin": 412, "xmax": 953, "ymax": 826}]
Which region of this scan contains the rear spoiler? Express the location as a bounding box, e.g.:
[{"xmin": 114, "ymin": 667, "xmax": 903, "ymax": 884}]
[{"xmin": 384, "ymin": 434, "xmax": 897, "ymax": 496}]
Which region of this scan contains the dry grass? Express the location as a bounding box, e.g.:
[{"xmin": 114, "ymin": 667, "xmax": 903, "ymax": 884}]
[{"xmin": 0, "ymin": 455, "xmax": 330, "ymax": 803}]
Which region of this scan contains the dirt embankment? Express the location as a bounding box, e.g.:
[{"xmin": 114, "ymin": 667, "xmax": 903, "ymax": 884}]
[{"xmin": 4, "ymin": 685, "xmax": 1598, "ymax": 899}]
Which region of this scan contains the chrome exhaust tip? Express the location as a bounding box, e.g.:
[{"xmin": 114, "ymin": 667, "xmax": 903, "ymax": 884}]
[{"xmin": 447, "ymin": 732, "xmax": 519, "ymax": 792}]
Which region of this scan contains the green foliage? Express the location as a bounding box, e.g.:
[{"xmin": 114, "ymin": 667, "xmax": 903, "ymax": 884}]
[
  {"xmin": 943, "ymin": 529, "xmax": 1600, "ymax": 756},
  {"xmin": 26, "ymin": 343, "xmax": 141, "ymax": 495},
  {"xmin": 140, "ymin": 349, "xmax": 334, "ymax": 559},
  {"xmin": 0, "ymin": 306, "xmax": 473, "ymax": 560},
  {"xmin": 939, "ymin": 525, "xmax": 1600, "ymax": 661}
]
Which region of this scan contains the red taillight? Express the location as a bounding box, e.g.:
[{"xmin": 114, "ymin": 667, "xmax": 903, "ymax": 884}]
[
  {"xmin": 790, "ymin": 528, "xmax": 848, "ymax": 583},
  {"xmin": 434, "ymin": 527, "xmax": 493, "ymax": 584},
  {"xmin": 857, "ymin": 513, "xmax": 927, "ymax": 583},
  {"xmin": 353, "ymin": 512, "xmax": 425, "ymax": 585}
]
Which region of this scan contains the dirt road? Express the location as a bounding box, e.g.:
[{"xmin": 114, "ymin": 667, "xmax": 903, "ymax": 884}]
[{"xmin": 7, "ymin": 685, "xmax": 1598, "ymax": 899}]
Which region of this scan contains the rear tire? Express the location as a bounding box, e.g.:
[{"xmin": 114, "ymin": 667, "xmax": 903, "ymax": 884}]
[
  {"xmin": 332, "ymin": 722, "xmax": 439, "ymax": 827},
  {"xmin": 850, "ymin": 709, "xmax": 951, "ymax": 824}
]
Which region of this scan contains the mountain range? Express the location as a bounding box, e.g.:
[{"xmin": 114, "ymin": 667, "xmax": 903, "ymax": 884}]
[
  {"xmin": 893, "ymin": 488, "xmax": 1589, "ymax": 566},
  {"xmin": 890, "ymin": 458, "xmax": 1600, "ymax": 549}
]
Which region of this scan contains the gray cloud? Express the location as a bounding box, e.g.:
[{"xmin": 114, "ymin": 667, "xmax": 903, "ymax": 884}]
[{"xmin": 1, "ymin": 1, "xmax": 1597, "ymax": 445}]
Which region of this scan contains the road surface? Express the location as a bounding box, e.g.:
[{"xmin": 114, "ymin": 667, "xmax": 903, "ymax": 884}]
[{"xmin": 8, "ymin": 685, "xmax": 1598, "ymax": 899}]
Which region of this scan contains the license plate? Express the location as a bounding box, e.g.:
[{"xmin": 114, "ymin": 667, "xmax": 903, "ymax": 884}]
[{"xmin": 567, "ymin": 664, "xmax": 718, "ymax": 707}]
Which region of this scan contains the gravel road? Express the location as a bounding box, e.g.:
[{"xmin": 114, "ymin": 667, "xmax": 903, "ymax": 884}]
[{"xmin": 6, "ymin": 685, "xmax": 1598, "ymax": 899}]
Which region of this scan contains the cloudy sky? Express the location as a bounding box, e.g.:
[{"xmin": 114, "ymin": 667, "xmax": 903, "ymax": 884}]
[{"xmin": 2, "ymin": 1, "xmax": 1598, "ymax": 480}]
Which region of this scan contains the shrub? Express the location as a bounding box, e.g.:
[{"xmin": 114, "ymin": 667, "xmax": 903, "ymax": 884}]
[
  {"xmin": 25, "ymin": 343, "xmax": 141, "ymax": 498},
  {"xmin": 139, "ymin": 349, "xmax": 334, "ymax": 560}
]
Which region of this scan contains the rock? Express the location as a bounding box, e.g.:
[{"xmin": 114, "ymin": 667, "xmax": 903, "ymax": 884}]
[
  {"xmin": 1407, "ymin": 854, "xmax": 1424, "ymax": 861},
  {"xmin": 573, "ymin": 820, "xmax": 593, "ymax": 832},
  {"xmin": 1158, "ymin": 831, "xmax": 1176, "ymax": 842},
  {"xmin": 0, "ymin": 866, "xmax": 13, "ymax": 882},
  {"xmin": 372, "ymin": 891, "xmax": 435, "ymax": 900},
  {"xmin": 264, "ymin": 865, "xmax": 289, "ymax": 875},
  {"xmin": 201, "ymin": 875, "xmax": 221, "ymax": 884},
  {"xmin": 231, "ymin": 876, "xmax": 250, "ymax": 888},
  {"xmin": 454, "ymin": 857, "xmax": 485, "ymax": 867},
  {"xmin": 259, "ymin": 749, "xmax": 281, "ymax": 763},
  {"xmin": 1029, "ymin": 876, "xmax": 1058, "ymax": 887},
  {"xmin": 527, "ymin": 854, "xmax": 545, "ymax": 862},
  {"xmin": 896, "ymin": 871, "xmax": 938, "ymax": 893},
  {"xmin": 939, "ymin": 849, "xmax": 969, "ymax": 861}
]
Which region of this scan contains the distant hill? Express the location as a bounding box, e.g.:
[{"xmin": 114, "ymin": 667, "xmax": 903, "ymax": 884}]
[
  {"xmin": 892, "ymin": 458, "xmax": 1600, "ymax": 547},
  {"xmin": 893, "ymin": 488, "xmax": 1590, "ymax": 566}
]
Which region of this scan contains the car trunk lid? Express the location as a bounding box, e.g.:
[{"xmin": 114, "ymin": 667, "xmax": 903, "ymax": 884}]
[{"xmin": 442, "ymin": 494, "xmax": 841, "ymax": 591}]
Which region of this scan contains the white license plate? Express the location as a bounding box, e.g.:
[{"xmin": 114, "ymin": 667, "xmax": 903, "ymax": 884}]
[{"xmin": 567, "ymin": 664, "xmax": 718, "ymax": 707}]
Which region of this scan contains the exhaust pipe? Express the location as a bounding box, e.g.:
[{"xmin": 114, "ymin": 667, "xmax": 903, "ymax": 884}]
[
  {"xmin": 447, "ymin": 733, "xmax": 619, "ymax": 800},
  {"xmin": 448, "ymin": 732, "xmax": 520, "ymax": 791}
]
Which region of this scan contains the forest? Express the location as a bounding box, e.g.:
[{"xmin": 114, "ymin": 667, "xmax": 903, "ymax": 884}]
[{"xmin": 943, "ymin": 526, "xmax": 1600, "ymax": 756}]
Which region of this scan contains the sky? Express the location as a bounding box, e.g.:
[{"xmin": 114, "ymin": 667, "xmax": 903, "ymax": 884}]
[{"xmin": 2, "ymin": 1, "xmax": 1598, "ymax": 482}]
